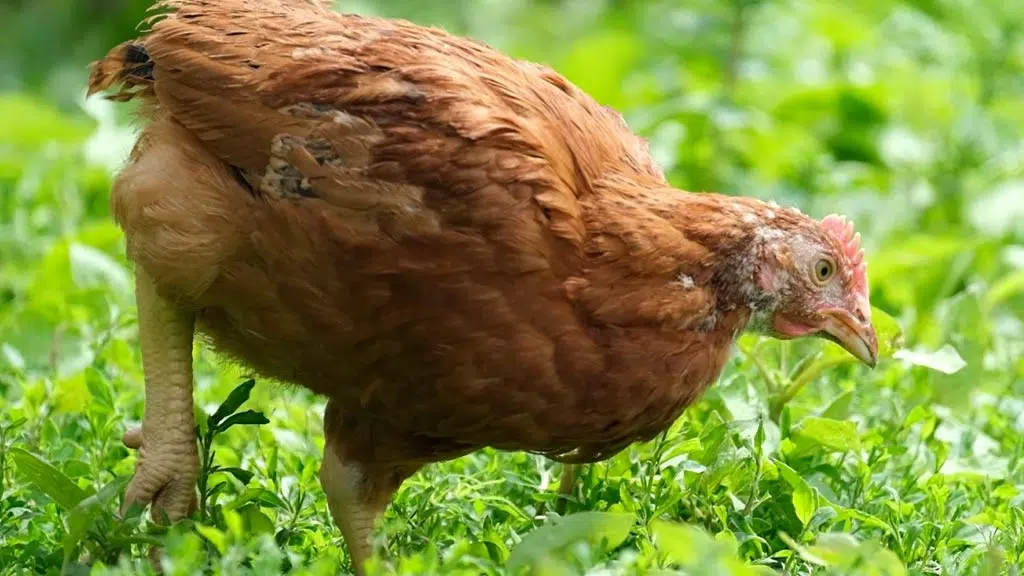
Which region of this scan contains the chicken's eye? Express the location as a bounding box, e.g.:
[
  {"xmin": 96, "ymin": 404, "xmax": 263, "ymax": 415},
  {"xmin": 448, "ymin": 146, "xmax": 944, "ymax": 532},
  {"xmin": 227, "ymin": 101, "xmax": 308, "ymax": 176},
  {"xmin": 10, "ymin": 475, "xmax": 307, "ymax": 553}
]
[{"xmin": 812, "ymin": 257, "xmax": 835, "ymax": 284}]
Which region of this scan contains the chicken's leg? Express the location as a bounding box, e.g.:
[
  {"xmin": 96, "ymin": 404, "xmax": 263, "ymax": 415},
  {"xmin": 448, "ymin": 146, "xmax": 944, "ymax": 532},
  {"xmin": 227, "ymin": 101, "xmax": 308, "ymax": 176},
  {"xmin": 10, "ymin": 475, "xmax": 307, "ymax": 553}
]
[
  {"xmin": 555, "ymin": 463, "xmax": 578, "ymax": 514},
  {"xmin": 320, "ymin": 433, "xmax": 416, "ymax": 576},
  {"xmin": 121, "ymin": 268, "xmax": 199, "ymax": 524}
]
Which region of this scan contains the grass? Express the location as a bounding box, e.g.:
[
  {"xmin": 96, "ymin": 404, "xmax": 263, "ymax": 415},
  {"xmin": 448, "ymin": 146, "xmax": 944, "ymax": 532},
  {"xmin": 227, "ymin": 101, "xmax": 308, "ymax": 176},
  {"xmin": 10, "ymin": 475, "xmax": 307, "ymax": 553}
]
[{"xmin": 2, "ymin": 1, "xmax": 1024, "ymax": 574}]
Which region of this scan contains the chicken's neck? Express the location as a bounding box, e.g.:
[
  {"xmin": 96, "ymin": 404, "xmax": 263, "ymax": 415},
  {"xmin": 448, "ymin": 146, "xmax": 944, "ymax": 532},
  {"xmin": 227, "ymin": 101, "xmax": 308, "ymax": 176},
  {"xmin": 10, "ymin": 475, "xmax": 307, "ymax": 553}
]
[
  {"xmin": 584, "ymin": 180, "xmax": 791, "ymax": 338},
  {"xmin": 673, "ymin": 189, "xmax": 790, "ymax": 326}
]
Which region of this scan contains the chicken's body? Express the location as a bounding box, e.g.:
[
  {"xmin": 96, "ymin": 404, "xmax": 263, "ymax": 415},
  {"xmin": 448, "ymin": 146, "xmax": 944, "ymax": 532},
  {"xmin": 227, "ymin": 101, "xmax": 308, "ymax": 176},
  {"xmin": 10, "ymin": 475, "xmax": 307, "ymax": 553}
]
[{"xmin": 89, "ymin": 1, "xmax": 878, "ymax": 572}]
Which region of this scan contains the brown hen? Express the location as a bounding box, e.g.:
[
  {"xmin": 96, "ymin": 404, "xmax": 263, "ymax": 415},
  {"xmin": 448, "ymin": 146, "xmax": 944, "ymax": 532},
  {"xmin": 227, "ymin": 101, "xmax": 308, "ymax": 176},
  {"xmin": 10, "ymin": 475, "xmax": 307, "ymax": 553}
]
[{"xmin": 87, "ymin": 0, "xmax": 878, "ymax": 572}]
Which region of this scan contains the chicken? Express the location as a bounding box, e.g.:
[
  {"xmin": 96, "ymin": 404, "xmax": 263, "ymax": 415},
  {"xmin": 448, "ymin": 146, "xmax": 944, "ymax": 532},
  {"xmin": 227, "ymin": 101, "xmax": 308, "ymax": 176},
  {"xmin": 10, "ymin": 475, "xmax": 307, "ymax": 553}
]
[{"xmin": 87, "ymin": 0, "xmax": 878, "ymax": 572}]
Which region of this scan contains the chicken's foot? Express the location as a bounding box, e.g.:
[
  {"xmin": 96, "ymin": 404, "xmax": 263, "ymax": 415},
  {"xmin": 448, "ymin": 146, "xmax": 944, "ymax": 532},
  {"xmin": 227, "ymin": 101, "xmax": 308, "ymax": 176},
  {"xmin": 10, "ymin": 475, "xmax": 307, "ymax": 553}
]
[{"xmin": 121, "ymin": 268, "xmax": 199, "ymax": 525}]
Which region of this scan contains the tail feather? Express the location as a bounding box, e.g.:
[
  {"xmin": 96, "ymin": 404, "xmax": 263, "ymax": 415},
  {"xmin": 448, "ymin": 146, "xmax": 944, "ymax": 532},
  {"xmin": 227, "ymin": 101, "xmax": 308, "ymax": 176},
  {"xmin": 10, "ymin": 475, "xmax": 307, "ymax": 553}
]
[{"xmin": 87, "ymin": 41, "xmax": 156, "ymax": 102}]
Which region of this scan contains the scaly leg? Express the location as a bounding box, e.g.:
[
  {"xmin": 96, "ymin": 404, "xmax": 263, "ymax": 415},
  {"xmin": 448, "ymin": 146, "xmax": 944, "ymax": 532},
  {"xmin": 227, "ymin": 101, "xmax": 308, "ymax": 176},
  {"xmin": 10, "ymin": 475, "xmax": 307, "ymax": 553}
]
[
  {"xmin": 121, "ymin": 268, "xmax": 199, "ymax": 524},
  {"xmin": 320, "ymin": 433, "xmax": 415, "ymax": 576},
  {"xmin": 555, "ymin": 464, "xmax": 578, "ymax": 514}
]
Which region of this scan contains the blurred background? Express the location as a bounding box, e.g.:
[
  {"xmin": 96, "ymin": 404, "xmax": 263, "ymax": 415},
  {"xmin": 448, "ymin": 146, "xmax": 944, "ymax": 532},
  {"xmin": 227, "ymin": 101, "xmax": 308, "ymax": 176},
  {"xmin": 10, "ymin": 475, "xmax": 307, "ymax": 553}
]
[{"xmin": 2, "ymin": 1, "xmax": 1023, "ymax": 573}]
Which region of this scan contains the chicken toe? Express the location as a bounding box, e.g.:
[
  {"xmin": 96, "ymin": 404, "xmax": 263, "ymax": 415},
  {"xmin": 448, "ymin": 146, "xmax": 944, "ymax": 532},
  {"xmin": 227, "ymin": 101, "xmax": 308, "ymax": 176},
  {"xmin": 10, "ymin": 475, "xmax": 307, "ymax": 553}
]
[
  {"xmin": 122, "ymin": 425, "xmax": 143, "ymax": 449},
  {"xmin": 121, "ymin": 269, "xmax": 200, "ymax": 525}
]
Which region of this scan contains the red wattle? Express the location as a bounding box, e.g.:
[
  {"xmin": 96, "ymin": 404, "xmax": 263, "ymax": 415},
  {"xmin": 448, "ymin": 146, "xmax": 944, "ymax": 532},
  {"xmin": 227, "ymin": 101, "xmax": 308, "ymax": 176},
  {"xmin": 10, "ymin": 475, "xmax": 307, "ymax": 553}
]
[{"xmin": 773, "ymin": 315, "xmax": 818, "ymax": 339}]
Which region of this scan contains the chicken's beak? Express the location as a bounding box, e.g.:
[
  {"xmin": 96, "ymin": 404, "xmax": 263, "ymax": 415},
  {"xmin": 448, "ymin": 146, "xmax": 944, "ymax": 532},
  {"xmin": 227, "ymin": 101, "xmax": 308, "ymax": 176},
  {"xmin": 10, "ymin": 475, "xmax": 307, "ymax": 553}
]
[{"xmin": 819, "ymin": 309, "xmax": 878, "ymax": 367}]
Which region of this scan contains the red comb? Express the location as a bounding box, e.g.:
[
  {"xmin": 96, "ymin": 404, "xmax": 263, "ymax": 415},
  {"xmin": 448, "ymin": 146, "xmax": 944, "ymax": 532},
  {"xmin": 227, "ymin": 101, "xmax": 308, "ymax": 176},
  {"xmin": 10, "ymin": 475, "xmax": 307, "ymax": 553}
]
[{"xmin": 820, "ymin": 214, "xmax": 868, "ymax": 299}]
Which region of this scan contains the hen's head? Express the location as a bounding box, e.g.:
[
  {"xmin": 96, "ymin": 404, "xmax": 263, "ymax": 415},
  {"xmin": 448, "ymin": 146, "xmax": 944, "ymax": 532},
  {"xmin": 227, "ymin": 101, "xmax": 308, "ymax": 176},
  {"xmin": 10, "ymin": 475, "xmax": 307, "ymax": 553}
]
[{"xmin": 743, "ymin": 210, "xmax": 877, "ymax": 366}]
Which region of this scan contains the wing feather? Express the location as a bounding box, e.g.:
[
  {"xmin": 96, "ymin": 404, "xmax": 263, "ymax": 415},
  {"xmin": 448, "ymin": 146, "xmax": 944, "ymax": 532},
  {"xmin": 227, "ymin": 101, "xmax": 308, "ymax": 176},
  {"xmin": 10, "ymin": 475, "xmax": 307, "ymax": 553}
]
[{"xmin": 88, "ymin": 0, "xmax": 668, "ymax": 276}]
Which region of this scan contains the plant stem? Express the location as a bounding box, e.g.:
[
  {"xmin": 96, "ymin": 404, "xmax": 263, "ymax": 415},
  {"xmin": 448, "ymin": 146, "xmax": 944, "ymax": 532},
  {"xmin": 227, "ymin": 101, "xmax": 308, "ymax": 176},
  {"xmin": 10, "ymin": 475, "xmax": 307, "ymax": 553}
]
[
  {"xmin": 197, "ymin": 428, "xmax": 215, "ymax": 522},
  {"xmin": 723, "ymin": 0, "xmax": 749, "ymax": 100},
  {"xmin": 769, "ymin": 356, "xmax": 854, "ymax": 421}
]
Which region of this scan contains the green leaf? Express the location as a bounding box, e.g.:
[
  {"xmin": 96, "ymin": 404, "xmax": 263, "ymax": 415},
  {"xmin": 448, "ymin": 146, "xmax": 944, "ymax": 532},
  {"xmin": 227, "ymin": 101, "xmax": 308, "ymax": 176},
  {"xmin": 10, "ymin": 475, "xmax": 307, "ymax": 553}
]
[
  {"xmin": 835, "ymin": 506, "xmax": 893, "ymax": 534},
  {"xmin": 238, "ymin": 503, "xmax": 274, "ymax": 535},
  {"xmin": 871, "ymin": 306, "xmax": 904, "ymax": 359},
  {"xmin": 698, "ymin": 415, "xmax": 729, "ymax": 466},
  {"xmin": 893, "ymin": 344, "xmax": 967, "ymax": 374},
  {"xmin": 207, "ymin": 481, "xmax": 228, "ymax": 503},
  {"xmin": 267, "ymin": 444, "xmax": 279, "ymax": 484},
  {"xmin": 208, "ymin": 379, "xmax": 257, "ymax": 429},
  {"xmin": 821, "ymin": 390, "xmax": 853, "ymax": 420},
  {"xmin": 507, "ymin": 511, "xmax": 634, "ymax": 572},
  {"xmin": 194, "ymin": 523, "xmax": 228, "ymax": 555},
  {"xmin": 985, "ymin": 268, "xmax": 1024, "ymax": 308},
  {"xmin": 9, "ymin": 448, "xmax": 90, "ymax": 510},
  {"xmin": 63, "ymin": 475, "xmax": 130, "ymax": 568},
  {"xmin": 792, "ymin": 416, "xmax": 860, "ymax": 453},
  {"xmin": 84, "ymin": 367, "xmax": 114, "ymax": 411},
  {"xmin": 754, "ymin": 416, "xmax": 766, "ymax": 456},
  {"xmin": 215, "ymin": 410, "xmax": 270, "ymax": 433},
  {"xmin": 776, "ymin": 461, "xmax": 817, "ymax": 529},
  {"xmin": 650, "ymin": 520, "xmax": 716, "ymax": 565},
  {"xmin": 224, "ymin": 487, "xmax": 289, "ymax": 512},
  {"xmin": 218, "ymin": 466, "xmax": 255, "ymax": 485},
  {"xmin": 803, "ymin": 533, "xmax": 906, "ymax": 575}
]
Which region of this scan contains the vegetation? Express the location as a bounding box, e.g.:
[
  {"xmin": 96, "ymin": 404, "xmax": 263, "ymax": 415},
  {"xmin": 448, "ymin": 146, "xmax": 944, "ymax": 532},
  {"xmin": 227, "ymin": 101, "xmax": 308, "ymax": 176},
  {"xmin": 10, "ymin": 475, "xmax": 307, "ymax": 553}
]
[{"xmin": 2, "ymin": 0, "xmax": 1023, "ymax": 574}]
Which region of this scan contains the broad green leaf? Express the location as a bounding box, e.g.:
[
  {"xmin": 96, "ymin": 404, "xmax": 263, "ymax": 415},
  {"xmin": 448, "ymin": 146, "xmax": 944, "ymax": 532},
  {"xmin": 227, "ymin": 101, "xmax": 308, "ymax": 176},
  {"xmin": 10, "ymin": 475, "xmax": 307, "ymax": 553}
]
[
  {"xmin": 9, "ymin": 448, "xmax": 90, "ymax": 510},
  {"xmin": 871, "ymin": 306, "xmax": 904, "ymax": 359},
  {"xmin": 194, "ymin": 523, "xmax": 228, "ymax": 555},
  {"xmin": 893, "ymin": 344, "xmax": 967, "ymax": 374},
  {"xmin": 903, "ymin": 405, "xmax": 930, "ymax": 429},
  {"xmin": 652, "ymin": 521, "xmax": 774, "ymax": 573},
  {"xmin": 804, "ymin": 533, "xmax": 907, "ymax": 575},
  {"xmin": 792, "ymin": 416, "xmax": 860, "ymax": 453},
  {"xmin": 239, "ymin": 504, "xmax": 275, "ymax": 535},
  {"xmin": 650, "ymin": 520, "xmax": 715, "ymax": 565},
  {"xmin": 224, "ymin": 487, "xmax": 292, "ymax": 512},
  {"xmin": 84, "ymin": 366, "xmax": 114, "ymax": 410},
  {"xmin": 821, "ymin": 390, "xmax": 853, "ymax": 420},
  {"xmin": 507, "ymin": 511, "xmax": 633, "ymax": 572},
  {"xmin": 52, "ymin": 372, "xmax": 90, "ymax": 416},
  {"xmin": 218, "ymin": 466, "xmax": 255, "ymax": 485},
  {"xmin": 208, "ymin": 379, "xmax": 257, "ymax": 428},
  {"xmin": 215, "ymin": 410, "xmax": 270, "ymax": 432},
  {"xmin": 698, "ymin": 414, "xmax": 729, "ymax": 466},
  {"xmin": 776, "ymin": 461, "xmax": 817, "ymax": 528},
  {"xmin": 833, "ymin": 504, "xmax": 894, "ymax": 534}
]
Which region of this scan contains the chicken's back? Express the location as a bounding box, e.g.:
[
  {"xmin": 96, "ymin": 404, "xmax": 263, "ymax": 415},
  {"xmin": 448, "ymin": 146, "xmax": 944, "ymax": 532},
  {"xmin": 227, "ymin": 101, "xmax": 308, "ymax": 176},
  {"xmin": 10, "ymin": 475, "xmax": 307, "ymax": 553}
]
[{"xmin": 90, "ymin": 0, "xmax": 732, "ymax": 466}]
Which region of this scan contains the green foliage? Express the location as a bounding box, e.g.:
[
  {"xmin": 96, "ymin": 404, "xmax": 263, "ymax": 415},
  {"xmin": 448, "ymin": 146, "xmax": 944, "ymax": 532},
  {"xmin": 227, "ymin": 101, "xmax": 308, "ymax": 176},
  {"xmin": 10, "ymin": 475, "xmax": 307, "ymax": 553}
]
[{"xmin": 2, "ymin": 0, "xmax": 1024, "ymax": 575}]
